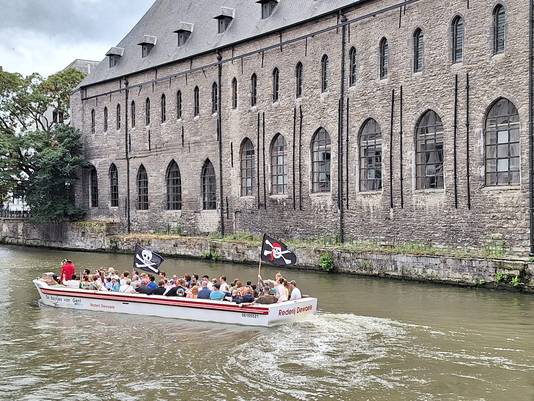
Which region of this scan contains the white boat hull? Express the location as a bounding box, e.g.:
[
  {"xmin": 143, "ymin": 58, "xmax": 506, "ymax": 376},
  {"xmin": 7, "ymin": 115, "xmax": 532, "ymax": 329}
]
[{"xmin": 33, "ymin": 280, "xmax": 317, "ymax": 327}]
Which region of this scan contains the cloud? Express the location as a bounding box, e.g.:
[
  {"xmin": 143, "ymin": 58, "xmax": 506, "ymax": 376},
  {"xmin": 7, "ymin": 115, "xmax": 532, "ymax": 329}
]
[{"xmin": 0, "ymin": 0, "xmax": 154, "ymax": 76}]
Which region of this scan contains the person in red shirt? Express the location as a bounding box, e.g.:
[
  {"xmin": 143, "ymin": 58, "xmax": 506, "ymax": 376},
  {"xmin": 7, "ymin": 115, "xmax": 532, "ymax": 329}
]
[{"xmin": 59, "ymin": 259, "xmax": 76, "ymax": 283}]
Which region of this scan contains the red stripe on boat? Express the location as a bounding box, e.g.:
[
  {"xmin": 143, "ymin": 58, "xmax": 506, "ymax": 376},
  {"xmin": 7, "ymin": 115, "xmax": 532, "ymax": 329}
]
[{"xmin": 40, "ymin": 288, "xmax": 270, "ymax": 315}]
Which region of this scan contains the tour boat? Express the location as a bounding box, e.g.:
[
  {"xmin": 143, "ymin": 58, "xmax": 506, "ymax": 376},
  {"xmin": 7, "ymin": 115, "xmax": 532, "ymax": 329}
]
[{"xmin": 33, "ymin": 279, "xmax": 318, "ymax": 327}]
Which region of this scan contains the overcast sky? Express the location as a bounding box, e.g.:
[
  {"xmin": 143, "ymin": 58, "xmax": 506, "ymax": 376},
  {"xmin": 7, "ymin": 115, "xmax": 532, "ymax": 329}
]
[{"xmin": 0, "ymin": 0, "xmax": 155, "ymax": 76}]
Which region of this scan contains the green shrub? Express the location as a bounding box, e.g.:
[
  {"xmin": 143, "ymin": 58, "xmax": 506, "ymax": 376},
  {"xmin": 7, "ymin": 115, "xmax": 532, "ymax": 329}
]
[
  {"xmin": 319, "ymin": 252, "xmax": 334, "ymax": 272},
  {"xmin": 511, "ymin": 275, "xmax": 522, "ymax": 287},
  {"xmin": 495, "ymin": 271, "xmax": 505, "ymax": 283}
]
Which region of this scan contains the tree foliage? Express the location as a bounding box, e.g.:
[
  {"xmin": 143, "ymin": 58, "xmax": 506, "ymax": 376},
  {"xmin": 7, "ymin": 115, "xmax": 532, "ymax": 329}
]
[{"xmin": 0, "ymin": 67, "xmax": 87, "ymax": 221}]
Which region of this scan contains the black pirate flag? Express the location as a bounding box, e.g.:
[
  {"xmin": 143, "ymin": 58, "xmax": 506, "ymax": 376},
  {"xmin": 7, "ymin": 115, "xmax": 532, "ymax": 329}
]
[
  {"xmin": 133, "ymin": 245, "xmax": 165, "ymax": 274},
  {"xmin": 260, "ymin": 234, "xmax": 297, "ymax": 267}
]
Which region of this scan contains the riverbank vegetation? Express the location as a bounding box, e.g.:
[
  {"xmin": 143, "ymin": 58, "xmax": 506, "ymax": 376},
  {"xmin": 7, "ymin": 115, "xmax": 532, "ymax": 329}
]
[{"xmin": 0, "ymin": 68, "xmax": 87, "ymax": 222}]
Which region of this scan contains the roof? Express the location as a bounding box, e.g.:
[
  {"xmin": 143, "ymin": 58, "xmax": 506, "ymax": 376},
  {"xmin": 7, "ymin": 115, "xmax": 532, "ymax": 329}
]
[
  {"xmin": 80, "ymin": 0, "xmax": 363, "ymax": 87},
  {"xmin": 64, "ymin": 59, "xmax": 100, "ymax": 75}
]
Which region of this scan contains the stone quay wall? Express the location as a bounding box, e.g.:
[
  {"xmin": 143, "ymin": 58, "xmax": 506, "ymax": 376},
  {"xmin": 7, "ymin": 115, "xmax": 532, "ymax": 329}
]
[{"xmin": 1, "ymin": 219, "xmax": 533, "ymax": 293}]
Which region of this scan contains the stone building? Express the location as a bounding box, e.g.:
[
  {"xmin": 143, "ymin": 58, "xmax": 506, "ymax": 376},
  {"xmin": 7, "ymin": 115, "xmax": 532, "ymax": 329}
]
[{"xmin": 72, "ymin": 0, "xmax": 534, "ymax": 253}]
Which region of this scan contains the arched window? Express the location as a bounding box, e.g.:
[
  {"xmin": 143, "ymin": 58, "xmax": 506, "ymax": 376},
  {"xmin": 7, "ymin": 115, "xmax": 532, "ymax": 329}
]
[
  {"xmin": 90, "ymin": 166, "xmax": 98, "ymax": 208},
  {"xmin": 201, "ymin": 160, "xmax": 217, "ymax": 210},
  {"xmin": 452, "ymin": 16, "xmax": 464, "ymax": 63},
  {"xmin": 103, "ymin": 107, "xmax": 108, "ymax": 132},
  {"xmin": 493, "ymin": 5, "xmax": 506, "ymax": 54},
  {"xmin": 194, "ymin": 86, "xmax": 200, "ymax": 117},
  {"xmin": 131, "ymin": 101, "xmax": 136, "ymax": 128},
  {"xmin": 484, "ymin": 98, "xmax": 520, "ymax": 186},
  {"xmin": 136, "ymin": 165, "xmax": 149, "ymax": 210},
  {"xmin": 251, "ymin": 74, "xmax": 257, "ymax": 107},
  {"xmin": 416, "ymin": 110, "xmax": 444, "ymax": 189},
  {"xmin": 166, "ymin": 161, "xmax": 182, "ymax": 210},
  {"xmin": 270, "ymin": 134, "xmax": 287, "ymax": 195},
  {"xmin": 232, "ymin": 78, "xmax": 238, "ymax": 109},
  {"xmin": 359, "ymin": 119, "xmax": 383, "ymax": 192},
  {"xmin": 116, "ymin": 104, "xmax": 121, "ymax": 130},
  {"xmin": 109, "ymin": 164, "xmax": 119, "ymax": 207},
  {"xmin": 176, "ymin": 90, "xmax": 182, "ymax": 120},
  {"xmin": 321, "ymin": 54, "xmax": 329, "ymax": 93},
  {"xmin": 145, "ymin": 98, "xmax": 151, "ymax": 126},
  {"xmin": 311, "ymin": 128, "xmax": 332, "ymax": 193},
  {"xmin": 212, "ymin": 82, "xmax": 218, "ymax": 114},
  {"xmin": 413, "ymin": 29, "xmax": 423, "ymax": 72},
  {"xmin": 379, "ymin": 38, "xmax": 389, "ymax": 79},
  {"xmin": 272, "ymin": 67, "xmax": 280, "ymax": 102},
  {"xmin": 295, "ymin": 62, "xmax": 303, "ymax": 98},
  {"xmin": 161, "ymin": 94, "xmax": 166, "ymax": 123},
  {"xmin": 91, "ymin": 109, "xmax": 95, "ymax": 134},
  {"xmin": 349, "ymin": 47, "xmax": 357, "ymax": 86},
  {"xmin": 240, "ymin": 139, "xmax": 255, "ymax": 196}
]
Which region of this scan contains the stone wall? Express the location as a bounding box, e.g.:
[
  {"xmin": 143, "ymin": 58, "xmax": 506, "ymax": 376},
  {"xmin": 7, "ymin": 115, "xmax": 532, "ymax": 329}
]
[
  {"xmin": 1, "ymin": 219, "xmax": 533, "ymax": 293},
  {"xmin": 72, "ymin": 0, "xmax": 531, "ymax": 252}
]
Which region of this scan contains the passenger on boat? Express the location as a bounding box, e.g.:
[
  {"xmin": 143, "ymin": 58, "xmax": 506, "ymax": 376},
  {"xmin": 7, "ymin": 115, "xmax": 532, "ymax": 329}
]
[
  {"xmin": 209, "ymin": 283, "xmax": 226, "ymax": 301},
  {"xmin": 59, "ymin": 259, "xmax": 76, "ymax": 283},
  {"xmin": 197, "ymin": 281, "xmax": 212, "ymax": 299},
  {"xmin": 150, "ymin": 280, "xmax": 167, "ymax": 296},
  {"xmin": 255, "ymin": 287, "xmax": 278, "ymax": 305},
  {"xmin": 201, "ymin": 275, "xmax": 213, "ymax": 290},
  {"xmin": 104, "ymin": 277, "xmax": 113, "ymax": 291},
  {"xmin": 147, "ymin": 275, "xmax": 158, "ymax": 291},
  {"xmin": 186, "ymin": 285, "xmax": 199, "ymax": 299},
  {"xmin": 219, "ymin": 276, "xmax": 229, "ymax": 293},
  {"xmin": 288, "ymin": 280, "xmax": 302, "ymax": 300},
  {"xmin": 275, "ymin": 278, "xmax": 288, "ymax": 303},
  {"xmin": 232, "ymin": 283, "xmax": 255, "ymax": 304},
  {"xmin": 81, "ymin": 275, "xmax": 94, "ymax": 290},
  {"xmin": 165, "ymin": 279, "xmax": 187, "ymax": 297},
  {"xmin": 93, "ymin": 274, "xmax": 105, "ymax": 291},
  {"xmin": 111, "ymin": 278, "xmax": 120, "ymax": 292},
  {"xmin": 119, "ymin": 279, "xmax": 136, "ymax": 294},
  {"xmin": 120, "ymin": 272, "xmax": 130, "ymax": 286}
]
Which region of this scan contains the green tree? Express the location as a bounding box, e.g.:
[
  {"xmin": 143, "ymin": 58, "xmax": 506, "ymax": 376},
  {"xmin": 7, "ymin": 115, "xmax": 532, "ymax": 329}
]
[{"xmin": 0, "ymin": 67, "xmax": 87, "ymax": 220}]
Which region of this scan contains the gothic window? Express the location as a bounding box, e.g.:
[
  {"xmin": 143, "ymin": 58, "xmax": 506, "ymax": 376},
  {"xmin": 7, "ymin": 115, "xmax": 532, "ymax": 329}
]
[
  {"xmin": 201, "ymin": 160, "xmax": 217, "ymax": 210},
  {"xmin": 161, "ymin": 94, "xmax": 166, "ymax": 123},
  {"xmin": 145, "ymin": 98, "xmax": 151, "ymax": 126},
  {"xmin": 251, "ymin": 74, "xmax": 257, "ymax": 107},
  {"xmin": 232, "ymin": 78, "xmax": 238, "ymax": 109},
  {"xmin": 90, "ymin": 167, "xmax": 98, "ymax": 208},
  {"xmin": 416, "ymin": 110, "xmax": 444, "ymax": 189},
  {"xmin": 272, "ymin": 67, "xmax": 279, "ymax": 102},
  {"xmin": 270, "ymin": 134, "xmax": 288, "ymax": 195},
  {"xmin": 131, "ymin": 101, "xmax": 136, "ymax": 128},
  {"xmin": 166, "ymin": 161, "xmax": 182, "ymax": 210},
  {"xmin": 103, "ymin": 107, "xmax": 108, "ymax": 132},
  {"xmin": 194, "ymin": 86, "xmax": 200, "ymax": 117},
  {"xmin": 452, "ymin": 16, "xmax": 464, "ymax": 63},
  {"xmin": 493, "ymin": 4, "xmax": 506, "ymax": 54},
  {"xmin": 380, "ymin": 38, "xmax": 389, "ymax": 79},
  {"xmin": 212, "ymin": 82, "xmax": 218, "ymax": 114},
  {"xmin": 240, "ymin": 138, "xmax": 255, "ymax": 196},
  {"xmin": 176, "ymin": 90, "xmax": 182, "ymax": 120},
  {"xmin": 321, "ymin": 54, "xmax": 329, "ymax": 93},
  {"xmin": 484, "ymin": 98, "xmax": 520, "ymax": 186},
  {"xmin": 413, "ymin": 29, "xmax": 424, "ymax": 72},
  {"xmin": 116, "ymin": 104, "xmax": 121, "ymax": 130},
  {"xmin": 359, "ymin": 119, "xmax": 383, "ymax": 192},
  {"xmin": 295, "ymin": 62, "xmax": 303, "ymax": 98},
  {"xmin": 109, "ymin": 164, "xmax": 119, "ymax": 208},
  {"xmin": 136, "ymin": 165, "xmax": 149, "ymax": 210},
  {"xmin": 311, "ymin": 128, "xmax": 332, "ymax": 193},
  {"xmin": 349, "ymin": 47, "xmax": 357, "ymax": 86},
  {"xmin": 91, "ymin": 109, "xmax": 95, "ymax": 134}
]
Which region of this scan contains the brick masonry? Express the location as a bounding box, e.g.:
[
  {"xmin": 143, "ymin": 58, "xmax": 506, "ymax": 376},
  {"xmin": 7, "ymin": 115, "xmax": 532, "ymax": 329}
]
[{"xmin": 71, "ymin": 0, "xmax": 532, "ymax": 252}]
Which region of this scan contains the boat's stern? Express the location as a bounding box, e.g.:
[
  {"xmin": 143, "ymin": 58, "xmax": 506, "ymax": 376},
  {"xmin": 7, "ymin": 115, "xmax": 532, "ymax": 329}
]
[{"xmin": 266, "ymin": 297, "xmax": 318, "ymax": 326}]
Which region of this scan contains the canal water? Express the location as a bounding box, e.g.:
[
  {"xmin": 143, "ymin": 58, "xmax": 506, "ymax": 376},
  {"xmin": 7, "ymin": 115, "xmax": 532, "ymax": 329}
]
[{"xmin": 0, "ymin": 245, "xmax": 533, "ymax": 401}]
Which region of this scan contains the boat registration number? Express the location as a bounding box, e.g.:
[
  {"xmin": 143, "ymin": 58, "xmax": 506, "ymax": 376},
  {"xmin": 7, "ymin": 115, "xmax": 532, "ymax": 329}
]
[{"xmin": 241, "ymin": 313, "xmax": 260, "ymax": 319}]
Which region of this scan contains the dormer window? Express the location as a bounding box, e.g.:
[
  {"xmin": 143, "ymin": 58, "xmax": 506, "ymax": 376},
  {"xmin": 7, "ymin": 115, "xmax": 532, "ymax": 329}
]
[
  {"xmin": 257, "ymin": 0, "xmax": 278, "ymax": 19},
  {"xmin": 214, "ymin": 7, "xmax": 235, "ymax": 34},
  {"xmin": 174, "ymin": 22, "xmax": 193, "ymax": 47},
  {"xmin": 106, "ymin": 47, "xmax": 124, "ymax": 68},
  {"xmin": 138, "ymin": 35, "xmax": 157, "ymax": 58}
]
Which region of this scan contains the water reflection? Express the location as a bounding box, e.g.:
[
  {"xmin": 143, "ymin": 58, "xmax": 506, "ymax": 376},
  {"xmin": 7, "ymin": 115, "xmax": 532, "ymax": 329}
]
[{"xmin": 0, "ymin": 245, "xmax": 533, "ymax": 401}]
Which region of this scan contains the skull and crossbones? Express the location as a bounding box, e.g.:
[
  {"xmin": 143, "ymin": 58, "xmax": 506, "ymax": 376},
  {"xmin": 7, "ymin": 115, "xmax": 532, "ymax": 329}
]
[
  {"xmin": 264, "ymin": 239, "xmax": 293, "ymax": 265},
  {"xmin": 135, "ymin": 249, "xmax": 158, "ymax": 272}
]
